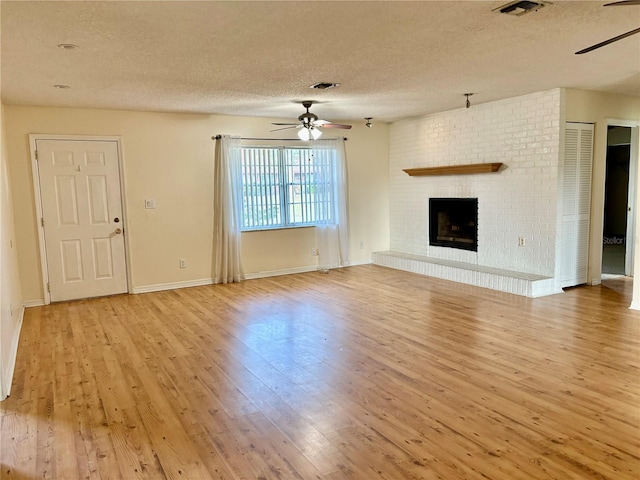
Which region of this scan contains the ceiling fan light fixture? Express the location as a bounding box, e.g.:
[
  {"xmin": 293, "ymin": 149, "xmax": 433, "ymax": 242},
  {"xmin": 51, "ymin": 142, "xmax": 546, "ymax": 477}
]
[
  {"xmin": 310, "ymin": 127, "xmax": 323, "ymax": 140},
  {"xmin": 273, "ymin": 101, "xmax": 352, "ymax": 136},
  {"xmin": 365, "ymin": 117, "xmax": 373, "ymax": 128},
  {"xmin": 298, "ymin": 127, "xmax": 311, "ymax": 141}
]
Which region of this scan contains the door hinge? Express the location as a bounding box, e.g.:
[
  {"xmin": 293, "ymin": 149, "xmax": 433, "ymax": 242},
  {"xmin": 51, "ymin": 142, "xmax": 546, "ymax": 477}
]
[
  {"xmin": 35, "ymin": 149, "xmax": 38, "ymax": 160},
  {"xmin": 41, "ymin": 217, "xmax": 44, "ymax": 227},
  {"xmin": 47, "ymin": 282, "xmax": 50, "ymax": 293}
]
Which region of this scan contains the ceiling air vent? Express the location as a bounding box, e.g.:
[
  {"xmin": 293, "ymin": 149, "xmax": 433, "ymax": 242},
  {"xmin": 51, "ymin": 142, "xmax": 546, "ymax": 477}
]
[
  {"xmin": 495, "ymin": 1, "xmax": 547, "ymax": 16},
  {"xmin": 309, "ymin": 82, "xmax": 340, "ymax": 90}
]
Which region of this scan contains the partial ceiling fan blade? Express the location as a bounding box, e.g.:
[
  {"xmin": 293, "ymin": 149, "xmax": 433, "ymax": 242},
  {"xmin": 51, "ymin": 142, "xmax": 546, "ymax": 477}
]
[
  {"xmin": 575, "ymin": 26, "xmax": 640, "ymax": 54},
  {"xmin": 270, "ymin": 125, "xmax": 299, "ymax": 132},
  {"xmin": 604, "ymin": 0, "xmax": 640, "ymax": 6},
  {"xmin": 271, "ymin": 122, "xmax": 299, "ymax": 126},
  {"xmin": 321, "ymin": 123, "xmax": 353, "ymax": 130}
]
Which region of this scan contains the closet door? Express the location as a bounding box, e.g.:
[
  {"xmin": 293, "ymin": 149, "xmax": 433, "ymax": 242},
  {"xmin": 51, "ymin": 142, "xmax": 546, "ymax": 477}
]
[{"xmin": 559, "ymin": 122, "xmax": 594, "ymax": 288}]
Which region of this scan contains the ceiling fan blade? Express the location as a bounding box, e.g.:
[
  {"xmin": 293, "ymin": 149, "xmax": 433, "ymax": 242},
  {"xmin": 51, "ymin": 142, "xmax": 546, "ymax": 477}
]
[
  {"xmin": 271, "ymin": 122, "xmax": 299, "ymax": 126},
  {"xmin": 575, "ymin": 26, "xmax": 640, "ymax": 54},
  {"xmin": 321, "ymin": 123, "xmax": 353, "ymax": 130},
  {"xmin": 270, "ymin": 126, "xmax": 299, "ymax": 132},
  {"xmin": 604, "ymin": 0, "xmax": 640, "ymax": 5}
]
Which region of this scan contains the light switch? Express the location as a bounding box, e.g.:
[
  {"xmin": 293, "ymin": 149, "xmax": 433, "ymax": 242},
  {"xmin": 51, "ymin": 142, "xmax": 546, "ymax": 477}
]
[{"xmin": 145, "ymin": 199, "xmax": 156, "ymax": 209}]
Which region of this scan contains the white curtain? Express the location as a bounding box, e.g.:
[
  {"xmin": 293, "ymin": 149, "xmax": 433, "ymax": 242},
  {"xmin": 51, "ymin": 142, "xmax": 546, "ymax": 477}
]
[
  {"xmin": 313, "ymin": 138, "xmax": 350, "ymax": 271},
  {"xmin": 213, "ymin": 135, "xmax": 245, "ymax": 283}
]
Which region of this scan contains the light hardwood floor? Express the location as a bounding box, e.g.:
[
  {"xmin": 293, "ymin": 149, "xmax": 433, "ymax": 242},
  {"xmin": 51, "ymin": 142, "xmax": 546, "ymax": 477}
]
[{"xmin": 1, "ymin": 265, "xmax": 638, "ymax": 479}]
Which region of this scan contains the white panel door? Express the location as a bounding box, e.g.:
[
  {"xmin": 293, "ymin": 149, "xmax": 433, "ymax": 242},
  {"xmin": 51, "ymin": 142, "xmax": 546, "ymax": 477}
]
[
  {"xmin": 36, "ymin": 139, "xmax": 127, "ymax": 301},
  {"xmin": 559, "ymin": 123, "xmax": 593, "ymax": 288}
]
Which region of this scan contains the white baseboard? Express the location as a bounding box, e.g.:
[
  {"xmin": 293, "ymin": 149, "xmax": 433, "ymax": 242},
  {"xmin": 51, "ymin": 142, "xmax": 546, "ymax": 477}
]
[
  {"xmin": 134, "ymin": 268, "xmax": 329, "ymax": 291},
  {"xmin": 325, "ymin": 260, "xmax": 373, "ymax": 270},
  {"xmin": 1, "ymin": 305, "xmax": 25, "ymax": 400},
  {"xmin": 132, "ymin": 278, "xmax": 214, "ymax": 294},
  {"xmin": 23, "ymin": 299, "xmax": 45, "ymax": 308},
  {"xmin": 244, "ymin": 265, "xmax": 319, "ymax": 280},
  {"xmin": 87, "ymin": 262, "xmax": 375, "ymax": 295},
  {"xmin": 630, "ymin": 301, "xmax": 640, "ymax": 311},
  {"xmin": 348, "ymin": 259, "xmax": 372, "ymax": 267},
  {"xmin": 244, "ymin": 261, "xmax": 371, "ymax": 280}
]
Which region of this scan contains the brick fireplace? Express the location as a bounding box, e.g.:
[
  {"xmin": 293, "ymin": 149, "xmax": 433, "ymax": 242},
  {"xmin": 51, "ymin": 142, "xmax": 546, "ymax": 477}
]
[{"xmin": 375, "ymin": 89, "xmax": 563, "ymax": 297}]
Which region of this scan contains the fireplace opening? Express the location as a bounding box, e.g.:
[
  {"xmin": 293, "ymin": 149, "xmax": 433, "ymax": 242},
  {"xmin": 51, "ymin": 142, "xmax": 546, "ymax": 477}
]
[{"xmin": 429, "ymin": 198, "xmax": 478, "ymax": 251}]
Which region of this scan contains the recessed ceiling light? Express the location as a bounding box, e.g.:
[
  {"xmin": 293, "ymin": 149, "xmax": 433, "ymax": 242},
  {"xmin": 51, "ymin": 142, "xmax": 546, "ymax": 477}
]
[
  {"xmin": 53, "ymin": 84, "xmax": 71, "ymax": 89},
  {"xmin": 310, "ymin": 82, "xmax": 340, "ymax": 90},
  {"xmin": 58, "ymin": 43, "xmax": 79, "ymax": 50}
]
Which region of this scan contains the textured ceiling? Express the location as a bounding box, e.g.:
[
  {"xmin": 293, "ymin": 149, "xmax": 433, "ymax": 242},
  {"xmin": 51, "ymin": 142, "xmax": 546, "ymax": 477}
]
[{"xmin": 1, "ymin": 1, "xmax": 639, "ymax": 123}]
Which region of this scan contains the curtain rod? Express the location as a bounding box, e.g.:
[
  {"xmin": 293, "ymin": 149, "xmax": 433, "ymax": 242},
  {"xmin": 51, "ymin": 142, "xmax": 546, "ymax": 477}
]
[{"xmin": 211, "ymin": 135, "xmax": 347, "ymax": 141}]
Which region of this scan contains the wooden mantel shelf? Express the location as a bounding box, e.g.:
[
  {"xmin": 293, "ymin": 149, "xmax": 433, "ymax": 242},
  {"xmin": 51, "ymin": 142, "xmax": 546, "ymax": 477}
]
[{"xmin": 403, "ymin": 162, "xmax": 503, "ymax": 177}]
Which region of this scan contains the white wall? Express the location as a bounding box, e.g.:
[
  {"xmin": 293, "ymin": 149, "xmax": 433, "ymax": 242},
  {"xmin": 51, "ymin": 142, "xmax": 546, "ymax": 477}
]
[
  {"xmin": 5, "ymin": 106, "xmax": 390, "ymax": 303},
  {"xmin": 389, "ymin": 89, "xmax": 561, "ymax": 276},
  {"xmin": 565, "ymin": 89, "xmax": 640, "ymax": 288},
  {"xmin": 0, "ymin": 102, "xmax": 24, "ymax": 400}
]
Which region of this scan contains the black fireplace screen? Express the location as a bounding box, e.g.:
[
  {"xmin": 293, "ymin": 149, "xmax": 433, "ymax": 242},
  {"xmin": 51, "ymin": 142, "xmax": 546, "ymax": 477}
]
[{"xmin": 429, "ymin": 198, "xmax": 478, "ymax": 252}]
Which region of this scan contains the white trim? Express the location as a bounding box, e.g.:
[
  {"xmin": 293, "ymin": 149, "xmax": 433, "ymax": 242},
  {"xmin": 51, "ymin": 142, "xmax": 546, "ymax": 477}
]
[
  {"xmin": 606, "ymin": 118, "xmax": 640, "ymax": 128},
  {"xmin": 243, "ymin": 261, "xmax": 371, "ymax": 280},
  {"xmin": 133, "ymin": 262, "xmax": 374, "ymax": 291},
  {"xmin": 28, "ymin": 134, "xmax": 132, "ymax": 304},
  {"xmin": 23, "ymin": 299, "xmax": 46, "ymax": 308},
  {"xmin": 344, "ymin": 259, "xmax": 372, "ymax": 267},
  {"xmin": 244, "ymin": 266, "xmax": 318, "ymax": 280},
  {"xmin": 116, "ymin": 137, "xmax": 134, "ymax": 294},
  {"xmin": 626, "ymin": 126, "xmax": 638, "ymax": 277},
  {"xmin": 604, "ymin": 120, "xmax": 639, "ymax": 311},
  {"xmin": 132, "ymin": 278, "xmax": 214, "ymax": 294},
  {"xmin": 606, "ymin": 119, "xmax": 638, "ymax": 278},
  {"xmin": 28, "ymin": 135, "xmax": 50, "ymax": 304},
  {"xmin": 1, "ymin": 305, "xmax": 24, "ymax": 400}
]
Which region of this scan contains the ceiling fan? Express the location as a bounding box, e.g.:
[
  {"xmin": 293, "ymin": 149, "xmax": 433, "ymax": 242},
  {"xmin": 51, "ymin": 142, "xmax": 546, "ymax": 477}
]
[
  {"xmin": 271, "ymin": 101, "xmax": 352, "ymax": 141},
  {"xmin": 575, "ymin": 0, "xmax": 640, "ymax": 54}
]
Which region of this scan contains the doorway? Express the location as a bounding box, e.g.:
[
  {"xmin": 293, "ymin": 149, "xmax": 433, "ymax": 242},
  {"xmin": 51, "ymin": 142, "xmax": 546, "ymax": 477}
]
[
  {"xmin": 602, "ymin": 124, "xmax": 637, "ymax": 278},
  {"xmin": 30, "ymin": 135, "xmax": 130, "ymax": 303}
]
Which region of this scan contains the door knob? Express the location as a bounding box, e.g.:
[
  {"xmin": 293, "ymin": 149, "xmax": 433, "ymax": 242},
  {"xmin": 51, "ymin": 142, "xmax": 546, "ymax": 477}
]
[{"xmin": 115, "ymin": 228, "xmax": 122, "ymax": 234}]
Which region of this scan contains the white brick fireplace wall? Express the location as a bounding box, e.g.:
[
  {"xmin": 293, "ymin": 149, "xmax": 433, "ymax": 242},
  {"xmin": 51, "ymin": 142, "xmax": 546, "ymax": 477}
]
[{"xmin": 379, "ymin": 89, "xmax": 562, "ymax": 296}]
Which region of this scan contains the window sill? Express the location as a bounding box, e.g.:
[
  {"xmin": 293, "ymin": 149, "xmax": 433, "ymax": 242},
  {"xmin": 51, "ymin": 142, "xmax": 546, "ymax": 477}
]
[{"xmin": 241, "ymin": 225, "xmax": 318, "ymax": 233}]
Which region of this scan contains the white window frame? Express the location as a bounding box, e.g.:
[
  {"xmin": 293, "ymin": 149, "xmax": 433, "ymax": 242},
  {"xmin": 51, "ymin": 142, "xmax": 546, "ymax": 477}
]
[{"xmin": 240, "ymin": 145, "xmax": 336, "ymax": 231}]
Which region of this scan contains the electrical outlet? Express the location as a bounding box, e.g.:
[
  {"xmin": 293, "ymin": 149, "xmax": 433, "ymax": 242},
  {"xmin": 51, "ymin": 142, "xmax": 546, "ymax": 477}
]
[
  {"xmin": 145, "ymin": 199, "xmax": 156, "ymax": 209},
  {"xmin": 180, "ymin": 258, "xmax": 187, "ymax": 268},
  {"xmin": 518, "ymin": 237, "xmax": 526, "ymax": 247},
  {"xmin": 311, "ymin": 248, "xmax": 319, "ymax": 256}
]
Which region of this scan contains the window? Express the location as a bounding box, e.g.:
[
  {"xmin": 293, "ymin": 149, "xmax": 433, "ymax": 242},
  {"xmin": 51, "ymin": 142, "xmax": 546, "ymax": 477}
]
[{"xmin": 240, "ymin": 146, "xmax": 335, "ymax": 230}]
